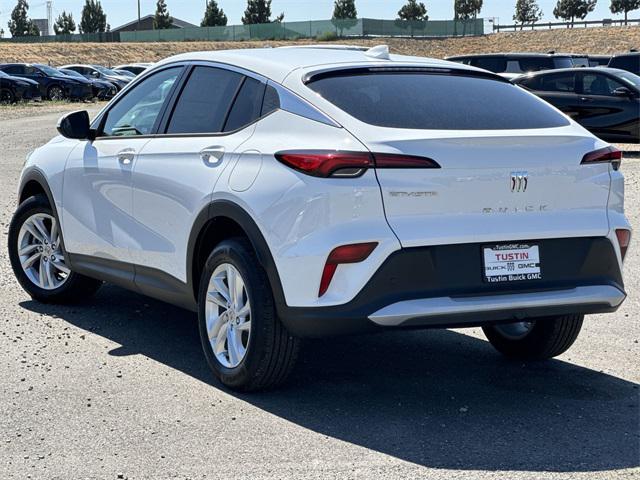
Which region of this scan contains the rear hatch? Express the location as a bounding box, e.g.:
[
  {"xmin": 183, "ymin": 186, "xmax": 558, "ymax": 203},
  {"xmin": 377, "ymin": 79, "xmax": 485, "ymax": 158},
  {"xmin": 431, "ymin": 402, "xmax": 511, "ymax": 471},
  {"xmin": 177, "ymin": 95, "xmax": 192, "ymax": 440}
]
[{"xmin": 305, "ymin": 68, "xmax": 612, "ymax": 248}]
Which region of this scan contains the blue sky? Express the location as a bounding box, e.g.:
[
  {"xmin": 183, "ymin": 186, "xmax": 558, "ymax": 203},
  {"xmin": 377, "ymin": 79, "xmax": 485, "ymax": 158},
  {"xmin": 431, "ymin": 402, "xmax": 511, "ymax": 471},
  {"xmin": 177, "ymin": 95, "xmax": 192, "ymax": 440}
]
[{"xmin": 0, "ymin": 0, "xmax": 635, "ymax": 34}]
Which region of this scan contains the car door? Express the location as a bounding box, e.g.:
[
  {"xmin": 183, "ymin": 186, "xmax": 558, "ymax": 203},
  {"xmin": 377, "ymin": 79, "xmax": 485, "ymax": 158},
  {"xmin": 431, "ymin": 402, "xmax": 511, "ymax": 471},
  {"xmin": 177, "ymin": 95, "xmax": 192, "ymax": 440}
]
[
  {"xmin": 129, "ymin": 65, "xmax": 265, "ymax": 286},
  {"xmin": 528, "ymin": 71, "xmax": 581, "ymax": 119},
  {"xmin": 576, "ymin": 71, "xmax": 638, "ymax": 141},
  {"xmin": 61, "ymin": 66, "xmax": 184, "ymax": 273}
]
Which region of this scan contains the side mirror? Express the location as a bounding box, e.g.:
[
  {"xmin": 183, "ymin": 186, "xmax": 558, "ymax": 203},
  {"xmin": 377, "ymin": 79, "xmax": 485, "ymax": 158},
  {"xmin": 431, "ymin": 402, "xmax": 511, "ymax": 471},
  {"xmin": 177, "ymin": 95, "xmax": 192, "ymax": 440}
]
[
  {"xmin": 91, "ymin": 71, "xmax": 100, "ymax": 78},
  {"xmin": 613, "ymin": 86, "xmax": 634, "ymax": 98},
  {"xmin": 57, "ymin": 110, "xmax": 95, "ymax": 140}
]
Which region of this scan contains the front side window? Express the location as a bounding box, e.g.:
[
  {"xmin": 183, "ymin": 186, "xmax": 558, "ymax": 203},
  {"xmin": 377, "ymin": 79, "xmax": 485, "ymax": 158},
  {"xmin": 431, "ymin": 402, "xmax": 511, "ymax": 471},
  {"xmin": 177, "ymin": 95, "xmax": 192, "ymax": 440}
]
[
  {"xmin": 582, "ymin": 74, "xmax": 626, "ymax": 96},
  {"xmin": 101, "ymin": 67, "xmax": 181, "ymax": 137},
  {"xmin": 166, "ymin": 66, "xmax": 243, "ymax": 134},
  {"xmin": 307, "ymin": 72, "xmax": 570, "ymax": 130}
]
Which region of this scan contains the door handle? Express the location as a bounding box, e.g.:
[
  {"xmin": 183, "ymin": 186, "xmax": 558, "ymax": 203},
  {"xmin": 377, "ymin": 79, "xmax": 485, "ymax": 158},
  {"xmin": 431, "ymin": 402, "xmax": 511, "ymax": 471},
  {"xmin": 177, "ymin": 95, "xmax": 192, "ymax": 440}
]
[
  {"xmin": 580, "ymin": 97, "xmax": 593, "ymax": 102},
  {"xmin": 200, "ymin": 146, "xmax": 225, "ymax": 165},
  {"xmin": 117, "ymin": 148, "xmax": 135, "ymax": 165}
]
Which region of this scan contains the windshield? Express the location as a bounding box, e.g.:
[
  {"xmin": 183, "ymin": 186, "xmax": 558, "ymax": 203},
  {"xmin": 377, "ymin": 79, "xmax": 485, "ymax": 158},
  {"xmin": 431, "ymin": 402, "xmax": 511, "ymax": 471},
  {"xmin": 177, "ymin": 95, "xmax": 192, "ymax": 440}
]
[
  {"xmin": 616, "ymin": 70, "xmax": 640, "ymax": 89},
  {"xmin": 93, "ymin": 65, "xmax": 119, "ymax": 76},
  {"xmin": 35, "ymin": 64, "xmax": 64, "ymax": 76},
  {"xmin": 61, "ymin": 69, "xmax": 84, "ymax": 79}
]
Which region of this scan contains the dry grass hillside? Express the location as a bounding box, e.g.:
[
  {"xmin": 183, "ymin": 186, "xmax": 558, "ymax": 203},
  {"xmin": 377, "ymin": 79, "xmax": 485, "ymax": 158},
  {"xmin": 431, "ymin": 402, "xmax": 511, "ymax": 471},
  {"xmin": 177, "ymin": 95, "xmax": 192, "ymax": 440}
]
[{"xmin": 0, "ymin": 26, "xmax": 638, "ymax": 66}]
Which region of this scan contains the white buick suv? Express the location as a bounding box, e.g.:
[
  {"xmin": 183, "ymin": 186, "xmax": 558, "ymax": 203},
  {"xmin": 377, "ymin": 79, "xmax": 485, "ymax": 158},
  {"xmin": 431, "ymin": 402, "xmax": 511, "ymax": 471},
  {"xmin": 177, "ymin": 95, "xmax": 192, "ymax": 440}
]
[{"xmin": 8, "ymin": 46, "xmax": 631, "ymax": 391}]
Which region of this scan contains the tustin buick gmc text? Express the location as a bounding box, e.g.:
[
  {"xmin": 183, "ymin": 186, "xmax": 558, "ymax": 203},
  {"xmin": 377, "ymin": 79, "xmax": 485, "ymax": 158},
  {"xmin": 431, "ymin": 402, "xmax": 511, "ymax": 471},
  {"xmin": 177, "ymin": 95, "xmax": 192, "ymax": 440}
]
[{"xmin": 7, "ymin": 46, "xmax": 631, "ymax": 391}]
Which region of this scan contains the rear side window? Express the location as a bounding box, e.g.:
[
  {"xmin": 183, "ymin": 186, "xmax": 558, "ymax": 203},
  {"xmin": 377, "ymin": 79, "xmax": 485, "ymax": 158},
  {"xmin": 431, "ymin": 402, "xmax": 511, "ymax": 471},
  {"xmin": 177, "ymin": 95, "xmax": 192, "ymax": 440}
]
[
  {"xmin": 518, "ymin": 58, "xmax": 554, "ymax": 72},
  {"xmin": 261, "ymin": 84, "xmax": 280, "ymax": 115},
  {"xmin": 610, "ymin": 55, "xmax": 640, "ymax": 74},
  {"xmin": 553, "ymin": 57, "xmax": 575, "ymax": 69},
  {"xmin": 167, "ymin": 66, "xmax": 243, "ymax": 134},
  {"xmin": 537, "ymin": 72, "xmax": 576, "ymax": 92},
  {"xmin": 307, "ymin": 72, "xmax": 570, "ymax": 130},
  {"xmin": 223, "ymin": 77, "xmax": 265, "ymax": 132},
  {"xmin": 469, "ymin": 57, "xmax": 507, "ymax": 73},
  {"xmin": 2, "ymin": 65, "xmax": 23, "ymax": 74}
]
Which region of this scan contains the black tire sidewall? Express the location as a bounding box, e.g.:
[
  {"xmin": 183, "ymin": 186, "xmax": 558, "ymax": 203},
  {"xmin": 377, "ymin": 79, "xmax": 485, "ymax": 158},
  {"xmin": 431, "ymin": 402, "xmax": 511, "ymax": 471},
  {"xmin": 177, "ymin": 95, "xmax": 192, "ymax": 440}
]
[{"xmin": 197, "ymin": 238, "xmax": 278, "ymax": 390}]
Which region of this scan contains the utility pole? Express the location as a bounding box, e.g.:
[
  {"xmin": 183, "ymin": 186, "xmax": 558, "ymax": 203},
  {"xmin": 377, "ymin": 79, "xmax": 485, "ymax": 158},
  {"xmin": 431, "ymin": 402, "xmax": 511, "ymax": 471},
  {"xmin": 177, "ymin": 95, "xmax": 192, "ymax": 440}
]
[
  {"xmin": 46, "ymin": 0, "xmax": 53, "ymax": 35},
  {"xmin": 137, "ymin": 0, "xmax": 141, "ymax": 30}
]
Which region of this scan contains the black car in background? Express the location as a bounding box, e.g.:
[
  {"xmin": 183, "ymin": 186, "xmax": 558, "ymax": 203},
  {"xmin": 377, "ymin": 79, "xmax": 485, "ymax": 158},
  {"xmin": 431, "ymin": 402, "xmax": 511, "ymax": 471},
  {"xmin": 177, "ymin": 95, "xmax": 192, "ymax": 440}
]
[
  {"xmin": 59, "ymin": 64, "xmax": 131, "ymax": 91},
  {"xmin": 608, "ymin": 52, "xmax": 640, "ymax": 75},
  {"xmin": 0, "ymin": 63, "xmax": 92, "ymax": 101},
  {"xmin": 59, "ymin": 68, "xmax": 117, "ymax": 100},
  {"xmin": 514, "ymin": 67, "xmax": 640, "ymax": 143},
  {"xmin": 0, "ymin": 70, "xmax": 41, "ymax": 103},
  {"xmin": 446, "ymin": 53, "xmax": 574, "ymax": 80}
]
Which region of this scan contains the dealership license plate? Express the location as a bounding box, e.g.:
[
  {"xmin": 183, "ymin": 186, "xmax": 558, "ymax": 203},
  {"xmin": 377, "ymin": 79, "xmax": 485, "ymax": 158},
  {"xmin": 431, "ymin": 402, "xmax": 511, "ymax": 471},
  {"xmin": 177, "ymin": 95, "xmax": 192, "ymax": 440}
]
[{"xmin": 483, "ymin": 244, "xmax": 542, "ymax": 283}]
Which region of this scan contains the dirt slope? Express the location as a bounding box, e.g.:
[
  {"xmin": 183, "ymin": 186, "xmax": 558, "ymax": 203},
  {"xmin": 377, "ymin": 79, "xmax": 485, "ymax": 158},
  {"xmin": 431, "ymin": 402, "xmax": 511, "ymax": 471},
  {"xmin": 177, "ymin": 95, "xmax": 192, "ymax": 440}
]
[{"xmin": 0, "ymin": 26, "xmax": 638, "ymax": 66}]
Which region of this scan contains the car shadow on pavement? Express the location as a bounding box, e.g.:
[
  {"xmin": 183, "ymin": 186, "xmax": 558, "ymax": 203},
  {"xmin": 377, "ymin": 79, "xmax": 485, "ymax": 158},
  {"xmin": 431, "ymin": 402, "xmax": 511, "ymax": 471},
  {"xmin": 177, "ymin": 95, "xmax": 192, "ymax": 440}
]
[{"xmin": 21, "ymin": 284, "xmax": 640, "ymax": 474}]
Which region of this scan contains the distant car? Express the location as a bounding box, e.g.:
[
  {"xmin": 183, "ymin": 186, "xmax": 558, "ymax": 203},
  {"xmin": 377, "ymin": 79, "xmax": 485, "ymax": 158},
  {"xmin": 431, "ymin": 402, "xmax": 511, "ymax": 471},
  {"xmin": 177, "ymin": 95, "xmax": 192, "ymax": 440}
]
[
  {"xmin": 514, "ymin": 67, "xmax": 639, "ymax": 143},
  {"xmin": 608, "ymin": 52, "xmax": 640, "ymax": 76},
  {"xmin": 446, "ymin": 53, "xmax": 574, "ymax": 80},
  {"xmin": 59, "ymin": 64, "xmax": 131, "ymax": 91},
  {"xmin": 0, "ymin": 63, "xmax": 92, "ymax": 101},
  {"xmin": 0, "ymin": 69, "xmax": 41, "ymax": 103},
  {"xmin": 59, "ymin": 68, "xmax": 117, "ymax": 100},
  {"xmin": 588, "ymin": 55, "xmax": 612, "ymax": 67},
  {"xmin": 113, "ymin": 63, "xmax": 154, "ymax": 76},
  {"xmin": 569, "ymin": 54, "xmax": 590, "ymax": 68}
]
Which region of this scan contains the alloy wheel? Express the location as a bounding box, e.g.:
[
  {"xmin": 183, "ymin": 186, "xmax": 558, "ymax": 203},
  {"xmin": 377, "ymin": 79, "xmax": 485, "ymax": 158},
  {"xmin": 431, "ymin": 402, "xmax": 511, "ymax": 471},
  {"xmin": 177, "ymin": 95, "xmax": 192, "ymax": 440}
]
[
  {"xmin": 17, "ymin": 213, "xmax": 70, "ymax": 290},
  {"xmin": 0, "ymin": 88, "xmax": 15, "ymax": 104},
  {"xmin": 205, "ymin": 263, "xmax": 252, "ymax": 368},
  {"xmin": 48, "ymin": 86, "xmax": 65, "ymax": 101}
]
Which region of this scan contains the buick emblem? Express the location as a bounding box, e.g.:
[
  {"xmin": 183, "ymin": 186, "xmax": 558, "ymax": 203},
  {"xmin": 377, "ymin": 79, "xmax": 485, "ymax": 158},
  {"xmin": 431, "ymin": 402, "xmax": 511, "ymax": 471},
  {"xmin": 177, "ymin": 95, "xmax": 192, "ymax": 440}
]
[{"xmin": 511, "ymin": 172, "xmax": 528, "ymax": 193}]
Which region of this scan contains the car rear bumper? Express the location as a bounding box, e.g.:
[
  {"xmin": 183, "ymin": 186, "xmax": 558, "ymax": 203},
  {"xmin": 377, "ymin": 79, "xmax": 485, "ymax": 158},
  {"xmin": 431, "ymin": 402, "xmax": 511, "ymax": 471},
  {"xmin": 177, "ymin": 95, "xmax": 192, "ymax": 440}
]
[{"xmin": 276, "ymin": 237, "xmax": 625, "ymax": 337}]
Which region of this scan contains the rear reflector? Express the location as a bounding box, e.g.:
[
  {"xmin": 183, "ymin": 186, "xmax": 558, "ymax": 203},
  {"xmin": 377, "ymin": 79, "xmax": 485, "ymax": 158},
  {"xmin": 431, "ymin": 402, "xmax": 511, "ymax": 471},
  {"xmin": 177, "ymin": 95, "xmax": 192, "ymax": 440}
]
[
  {"xmin": 616, "ymin": 229, "xmax": 631, "ymax": 261},
  {"xmin": 275, "ymin": 150, "xmax": 440, "ymax": 178},
  {"xmin": 581, "ymin": 147, "xmax": 622, "ymax": 171},
  {"xmin": 319, "ymin": 242, "xmax": 378, "ymax": 297}
]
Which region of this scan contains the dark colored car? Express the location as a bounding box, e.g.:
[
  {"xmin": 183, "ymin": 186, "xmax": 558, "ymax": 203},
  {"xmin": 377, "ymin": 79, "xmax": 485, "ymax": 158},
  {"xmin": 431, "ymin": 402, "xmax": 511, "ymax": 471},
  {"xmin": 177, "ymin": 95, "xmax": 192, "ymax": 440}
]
[
  {"xmin": 0, "ymin": 70, "xmax": 41, "ymax": 103},
  {"xmin": 588, "ymin": 55, "xmax": 612, "ymax": 67},
  {"xmin": 514, "ymin": 67, "xmax": 640, "ymax": 143},
  {"xmin": 0, "ymin": 63, "xmax": 92, "ymax": 101},
  {"xmin": 60, "ymin": 64, "xmax": 131, "ymax": 91},
  {"xmin": 446, "ymin": 53, "xmax": 574, "ymax": 80},
  {"xmin": 59, "ymin": 68, "xmax": 117, "ymax": 100},
  {"xmin": 608, "ymin": 52, "xmax": 640, "ymax": 76}
]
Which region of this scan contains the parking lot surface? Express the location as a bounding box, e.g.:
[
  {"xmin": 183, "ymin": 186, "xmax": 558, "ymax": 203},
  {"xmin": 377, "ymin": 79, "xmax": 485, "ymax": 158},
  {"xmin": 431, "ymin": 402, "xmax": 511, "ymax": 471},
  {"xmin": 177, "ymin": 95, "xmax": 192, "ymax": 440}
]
[{"xmin": 1, "ymin": 106, "xmax": 638, "ymax": 479}]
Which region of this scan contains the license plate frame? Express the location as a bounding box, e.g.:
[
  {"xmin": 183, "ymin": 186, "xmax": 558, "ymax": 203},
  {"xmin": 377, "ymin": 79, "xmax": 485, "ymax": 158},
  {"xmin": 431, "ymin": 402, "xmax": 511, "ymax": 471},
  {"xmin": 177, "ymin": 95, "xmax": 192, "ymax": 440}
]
[{"xmin": 482, "ymin": 243, "xmax": 542, "ymax": 284}]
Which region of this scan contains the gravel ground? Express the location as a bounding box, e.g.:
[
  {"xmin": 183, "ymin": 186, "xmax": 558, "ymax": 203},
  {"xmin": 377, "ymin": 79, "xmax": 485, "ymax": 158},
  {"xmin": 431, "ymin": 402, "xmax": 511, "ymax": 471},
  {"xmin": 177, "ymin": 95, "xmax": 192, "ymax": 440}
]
[{"xmin": 0, "ymin": 105, "xmax": 638, "ymax": 480}]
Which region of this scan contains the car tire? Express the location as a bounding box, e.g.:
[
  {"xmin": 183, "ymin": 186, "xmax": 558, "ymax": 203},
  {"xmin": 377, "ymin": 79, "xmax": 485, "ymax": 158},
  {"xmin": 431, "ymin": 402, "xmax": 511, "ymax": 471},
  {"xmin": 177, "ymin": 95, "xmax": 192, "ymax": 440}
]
[
  {"xmin": 8, "ymin": 194, "xmax": 102, "ymax": 304},
  {"xmin": 198, "ymin": 237, "xmax": 300, "ymax": 391},
  {"xmin": 47, "ymin": 85, "xmax": 65, "ymax": 101},
  {"xmin": 482, "ymin": 315, "xmax": 584, "ymax": 360},
  {"xmin": 0, "ymin": 87, "xmax": 16, "ymax": 104}
]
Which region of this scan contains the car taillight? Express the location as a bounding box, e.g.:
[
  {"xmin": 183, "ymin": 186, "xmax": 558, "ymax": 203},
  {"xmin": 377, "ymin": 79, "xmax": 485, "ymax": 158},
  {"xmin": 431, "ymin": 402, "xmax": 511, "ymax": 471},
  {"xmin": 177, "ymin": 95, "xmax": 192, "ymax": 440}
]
[
  {"xmin": 581, "ymin": 147, "xmax": 622, "ymax": 171},
  {"xmin": 275, "ymin": 150, "xmax": 440, "ymax": 178},
  {"xmin": 319, "ymin": 242, "xmax": 378, "ymax": 297},
  {"xmin": 616, "ymin": 229, "xmax": 631, "ymax": 261}
]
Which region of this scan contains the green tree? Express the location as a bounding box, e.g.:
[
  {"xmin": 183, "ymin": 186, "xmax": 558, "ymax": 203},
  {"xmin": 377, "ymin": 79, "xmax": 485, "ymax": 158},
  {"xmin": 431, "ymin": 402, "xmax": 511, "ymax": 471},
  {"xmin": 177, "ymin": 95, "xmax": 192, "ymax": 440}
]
[
  {"xmin": 610, "ymin": 0, "xmax": 640, "ymax": 24},
  {"xmin": 79, "ymin": 0, "xmax": 107, "ymax": 34},
  {"xmin": 201, "ymin": 0, "xmax": 228, "ymax": 26},
  {"xmin": 8, "ymin": 0, "xmax": 40, "ymax": 37},
  {"xmin": 454, "ymin": 0, "xmax": 483, "ymax": 35},
  {"xmin": 396, "ymin": 0, "xmax": 428, "ymax": 37},
  {"xmin": 332, "ymin": 0, "xmax": 357, "ymax": 36},
  {"xmin": 242, "ymin": 0, "xmax": 282, "ymax": 24},
  {"xmin": 513, "ymin": 0, "xmax": 543, "ymax": 29},
  {"xmin": 153, "ymin": 0, "xmax": 173, "ymax": 29},
  {"xmin": 553, "ymin": 0, "xmax": 597, "ymax": 26},
  {"xmin": 53, "ymin": 11, "xmax": 76, "ymax": 34}
]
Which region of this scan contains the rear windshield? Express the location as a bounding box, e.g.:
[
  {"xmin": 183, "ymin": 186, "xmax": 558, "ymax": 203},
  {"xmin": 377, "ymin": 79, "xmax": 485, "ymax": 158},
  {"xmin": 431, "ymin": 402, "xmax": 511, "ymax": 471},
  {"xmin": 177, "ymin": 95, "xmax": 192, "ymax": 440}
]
[{"xmin": 307, "ymin": 72, "xmax": 570, "ymax": 130}]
